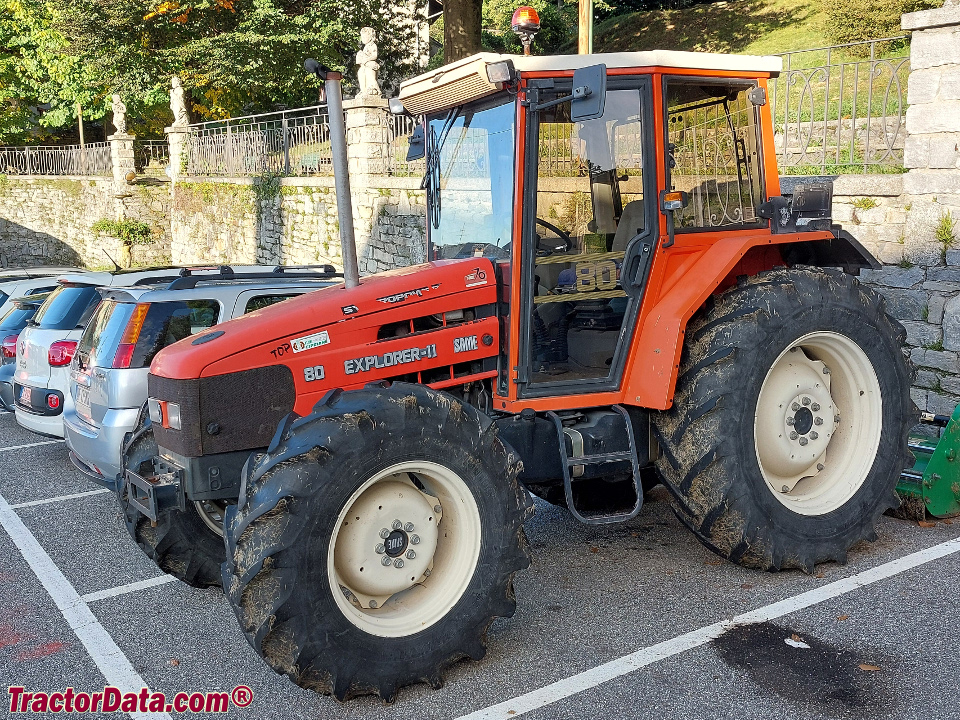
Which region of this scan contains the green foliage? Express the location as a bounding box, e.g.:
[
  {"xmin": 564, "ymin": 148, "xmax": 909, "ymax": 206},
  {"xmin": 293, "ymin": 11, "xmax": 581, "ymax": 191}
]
[
  {"xmin": 821, "ymin": 0, "xmax": 940, "ymax": 48},
  {"xmin": 2, "ymin": 0, "xmax": 418, "ymax": 142},
  {"xmin": 925, "ymin": 339, "xmax": 945, "ymax": 351},
  {"xmin": 935, "ymin": 211, "xmax": 956, "ymax": 246},
  {"xmin": 91, "ymin": 218, "xmax": 154, "ymax": 245},
  {"xmin": 853, "ymin": 197, "xmax": 879, "ymax": 210},
  {"xmin": 897, "ymin": 257, "xmax": 914, "ymax": 268}
]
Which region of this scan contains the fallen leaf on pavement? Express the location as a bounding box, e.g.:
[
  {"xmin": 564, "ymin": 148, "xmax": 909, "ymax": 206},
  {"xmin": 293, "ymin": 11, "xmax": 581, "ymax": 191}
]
[
  {"xmin": 169, "ymin": 659, "xmax": 180, "ymax": 666},
  {"xmin": 589, "ymin": 546, "xmax": 599, "ymax": 553},
  {"xmin": 791, "ymin": 633, "xmax": 803, "ymax": 642},
  {"xmin": 943, "ymin": 519, "xmax": 953, "ymax": 525},
  {"xmin": 741, "ymin": 583, "xmax": 753, "ymax": 589},
  {"xmin": 918, "ymin": 520, "xmax": 937, "ymax": 528},
  {"xmin": 705, "ymin": 559, "xmax": 723, "ymax": 565},
  {"xmin": 859, "ymin": 664, "xmax": 881, "ymax": 672},
  {"xmin": 837, "ymin": 614, "xmax": 849, "ymax": 621}
]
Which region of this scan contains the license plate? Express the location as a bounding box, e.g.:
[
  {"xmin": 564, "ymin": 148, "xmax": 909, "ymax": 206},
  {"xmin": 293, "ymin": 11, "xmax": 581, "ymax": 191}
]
[
  {"xmin": 19, "ymin": 386, "xmax": 31, "ymax": 406},
  {"xmin": 76, "ymin": 386, "xmax": 91, "ymax": 415}
]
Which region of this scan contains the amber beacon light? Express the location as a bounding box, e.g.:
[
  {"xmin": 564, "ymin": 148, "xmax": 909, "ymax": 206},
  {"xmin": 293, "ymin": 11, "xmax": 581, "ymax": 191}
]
[{"xmin": 511, "ymin": 6, "xmax": 540, "ymax": 55}]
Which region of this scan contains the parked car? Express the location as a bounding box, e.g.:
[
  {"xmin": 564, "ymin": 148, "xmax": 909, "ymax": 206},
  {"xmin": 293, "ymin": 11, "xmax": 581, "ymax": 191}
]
[
  {"xmin": 64, "ymin": 266, "xmax": 339, "ymax": 489},
  {"xmin": 0, "ymin": 292, "xmax": 50, "ymax": 411},
  {"xmin": 0, "ymin": 267, "xmax": 83, "ymax": 318},
  {"xmin": 12, "ymin": 266, "xmax": 275, "ymax": 437}
]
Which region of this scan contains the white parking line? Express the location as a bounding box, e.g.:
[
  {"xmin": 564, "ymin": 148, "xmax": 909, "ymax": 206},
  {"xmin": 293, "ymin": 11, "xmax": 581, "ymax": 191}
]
[
  {"xmin": 458, "ymin": 535, "xmax": 960, "ymax": 720},
  {"xmin": 0, "ymin": 491, "xmax": 171, "ymax": 720},
  {"xmin": 0, "ymin": 439, "xmax": 64, "ymax": 453},
  {"xmin": 82, "ymin": 575, "xmax": 179, "ymax": 604},
  {"xmin": 10, "ymin": 488, "xmax": 111, "ymax": 509}
]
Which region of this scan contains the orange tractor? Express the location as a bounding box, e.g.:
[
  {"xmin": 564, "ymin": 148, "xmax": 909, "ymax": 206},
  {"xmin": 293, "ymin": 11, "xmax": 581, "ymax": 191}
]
[{"xmin": 121, "ymin": 47, "xmax": 914, "ymax": 700}]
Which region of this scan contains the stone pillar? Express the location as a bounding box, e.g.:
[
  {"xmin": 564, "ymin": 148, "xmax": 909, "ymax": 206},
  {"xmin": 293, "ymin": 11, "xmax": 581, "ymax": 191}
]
[
  {"xmin": 108, "ymin": 133, "xmax": 136, "ymax": 186},
  {"xmin": 165, "ymin": 126, "xmax": 191, "ymax": 181},
  {"xmin": 343, "ymin": 97, "xmax": 392, "ymax": 272},
  {"xmin": 889, "ymin": 2, "xmax": 960, "ymax": 413}
]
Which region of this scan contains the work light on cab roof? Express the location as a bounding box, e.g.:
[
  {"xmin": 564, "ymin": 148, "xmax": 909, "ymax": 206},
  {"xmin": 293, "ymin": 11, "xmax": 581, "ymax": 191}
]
[{"xmin": 511, "ymin": 5, "xmax": 540, "ymax": 55}]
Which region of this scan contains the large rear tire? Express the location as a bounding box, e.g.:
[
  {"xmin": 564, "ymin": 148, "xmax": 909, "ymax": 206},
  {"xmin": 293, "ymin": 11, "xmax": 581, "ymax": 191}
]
[
  {"xmin": 652, "ymin": 267, "xmax": 915, "ymax": 572},
  {"xmin": 222, "ymin": 383, "xmax": 532, "ymax": 701},
  {"xmin": 119, "ymin": 409, "xmax": 225, "ymax": 588}
]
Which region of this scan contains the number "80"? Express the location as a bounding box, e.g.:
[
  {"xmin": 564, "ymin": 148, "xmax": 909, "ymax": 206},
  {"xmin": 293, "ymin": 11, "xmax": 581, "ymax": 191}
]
[
  {"xmin": 576, "ymin": 260, "xmax": 619, "ymax": 291},
  {"xmin": 304, "ymin": 365, "xmax": 325, "ymax": 382}
]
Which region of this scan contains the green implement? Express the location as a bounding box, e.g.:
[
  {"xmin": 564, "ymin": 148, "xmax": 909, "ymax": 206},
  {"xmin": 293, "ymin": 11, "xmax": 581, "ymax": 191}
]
[{"xmin": 897, "ymin": 406, "xmax": 960, "ymax": 520}]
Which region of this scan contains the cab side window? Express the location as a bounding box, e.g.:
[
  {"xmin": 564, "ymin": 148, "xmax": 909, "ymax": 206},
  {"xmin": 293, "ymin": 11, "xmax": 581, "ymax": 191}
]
[
  {"xmin": 665, "ymin": 81, "xmax": 765, "ymax": 230},
  {"xmin": 244, "ymin": 294, "xmax": 298, "ymax": 314}
]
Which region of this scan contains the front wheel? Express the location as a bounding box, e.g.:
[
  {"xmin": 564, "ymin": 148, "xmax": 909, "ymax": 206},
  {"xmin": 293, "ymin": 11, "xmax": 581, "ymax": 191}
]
[
  {"xmin": 119, "ymin": 408, "xmax": 226, "ymax": 588},
  {"xmin": 653, "ymin": 267, "xmax": 915, "ymax": 572},
  {"xmin": 222, "ymin": 383, "xmax": 532, "ymax": 701}
]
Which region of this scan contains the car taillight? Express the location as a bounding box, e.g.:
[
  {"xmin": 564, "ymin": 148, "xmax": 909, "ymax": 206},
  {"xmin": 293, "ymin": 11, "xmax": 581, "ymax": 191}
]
[
  {"xmin": 48, "ymin": 340, "xmax": 78, "ymax": 367},
  {"xmin": 113, "ymin": 303, "xmax": 150, "ymax": 369},
  {"xmin": 1, "ymin": 334, "xmax": 17, "ymax": 359}
]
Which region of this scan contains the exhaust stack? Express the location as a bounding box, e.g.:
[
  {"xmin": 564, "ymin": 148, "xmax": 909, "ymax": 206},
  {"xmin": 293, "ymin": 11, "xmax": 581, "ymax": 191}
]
[{"xmin": 305, "ymin": 59, "xmax": 360, "ymax": 289}]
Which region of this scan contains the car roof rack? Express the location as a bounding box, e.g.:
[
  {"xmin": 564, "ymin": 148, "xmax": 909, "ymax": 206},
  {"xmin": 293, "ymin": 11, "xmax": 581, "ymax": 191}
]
[{"xmin": 163, "ymin": 265, "xmax": 341, "ymax": 291}]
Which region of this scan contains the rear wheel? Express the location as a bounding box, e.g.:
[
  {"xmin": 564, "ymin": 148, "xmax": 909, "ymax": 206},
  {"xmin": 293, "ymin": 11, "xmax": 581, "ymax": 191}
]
[
  {"xmin": 119, "ymin": 409, "xmax": 225, "ymax": 588},
  {"xmin": 222, "ymin": 383, "xmax": 532, "ymax": 701},
  {"xmin": 652, "ymin": 267, "xmax": 915, "ymax": 571}
]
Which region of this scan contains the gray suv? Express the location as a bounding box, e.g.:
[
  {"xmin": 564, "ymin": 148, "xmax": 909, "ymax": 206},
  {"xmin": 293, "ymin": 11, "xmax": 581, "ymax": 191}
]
[{"xmin": 64, "ymin": 266, "xmax": 339, "ymax": 489}]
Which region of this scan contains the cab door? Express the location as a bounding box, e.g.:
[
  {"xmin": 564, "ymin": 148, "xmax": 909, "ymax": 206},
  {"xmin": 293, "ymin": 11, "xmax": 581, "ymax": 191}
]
[{"xmin": 515, "ymin": 75, "xmax": 658, "ymax": 399}]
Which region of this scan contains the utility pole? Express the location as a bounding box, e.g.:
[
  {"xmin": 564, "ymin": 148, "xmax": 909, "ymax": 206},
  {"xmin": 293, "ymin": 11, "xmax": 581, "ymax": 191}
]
[
  {"xmin": 77, "ymin": 102, "xmax": 85, "ymax": 147},
  {"xmin": 578, "ymin": 0, "xmax": 593, "ymax": 54}
]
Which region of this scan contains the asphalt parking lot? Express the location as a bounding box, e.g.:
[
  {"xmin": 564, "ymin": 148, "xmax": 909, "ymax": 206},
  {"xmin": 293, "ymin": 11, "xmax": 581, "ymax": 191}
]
[{"xmin": 1, "ymin": 408, "xmax": 960, "ymax": 719}]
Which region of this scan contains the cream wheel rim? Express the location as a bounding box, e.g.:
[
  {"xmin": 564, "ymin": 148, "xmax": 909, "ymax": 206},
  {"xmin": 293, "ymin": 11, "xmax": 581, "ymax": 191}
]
[
  {"xmin": 327, "ymin": 461, "xmax": 482, "ymax": 638},
  {"xmin": 194, "ymin": 500, "xmax": 227, "ymax": 537},
  {"xmin": 754, "ymin": 331, "xmax": 882, "ymax": 516}
]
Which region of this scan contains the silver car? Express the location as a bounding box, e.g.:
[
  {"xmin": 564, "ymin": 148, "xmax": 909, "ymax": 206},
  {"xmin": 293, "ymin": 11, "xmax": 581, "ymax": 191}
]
[{"xmin": 64, "ymin": 267, "xmax": 338, "ymax": 489}]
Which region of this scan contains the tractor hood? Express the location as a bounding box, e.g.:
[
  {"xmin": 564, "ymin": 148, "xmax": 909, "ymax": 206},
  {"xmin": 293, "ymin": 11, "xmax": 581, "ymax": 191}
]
[{"xmin": 151, "ymin": 258, "xmax": 499, "ymax": 386}]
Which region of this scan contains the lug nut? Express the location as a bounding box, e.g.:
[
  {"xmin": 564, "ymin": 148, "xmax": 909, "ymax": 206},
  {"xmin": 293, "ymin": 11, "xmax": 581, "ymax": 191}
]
[
  {"xmin": 814, "ymin": 417, "xmax": 823, "ymax": 426},
  {"xmin": 790, "ymin": 431, "xmax": 799, "ymax": 440},
  {"xmin": 811, "ymin": 403, "xmax": 820, "ymax": 412},
  {"xmin": 394, "ymin": 558, "xmax": 405, "ymax": 569},
  {"xmin": 379, "ymin": 528, "xmax": 390, "ymax": 539},
  {"xmin": 782, "ymin": 485, "xmax": 790, "ymax": 493},
  {"xmin": 786, "ymin": 417, "xmax": 795, "ymax": 426},
  {"xmin": 411, "ymin": 534, "xmax": 420, "ymax": 545},
  {"xmin": 375, "ymin": 544, "xmax": 385, "ymax": 554},
  {"xmin": 406, "ymin": 550, "xmax": 416, "ymax": 560},
  {"xmin": 817, "ymin": 463, "xmax": 824, "ymax": 471},
  {"xmin": 835, "ymin": 415, "xmax": 841, "ymax": 423},
  {"xmin": 404, "ymin": 522, "xmax": 415, "ymax": 532},
  {"xmin": 392, "ymin": 519, "xmax": 402, "ymax": 530},
  {"xmin": 434, "ymin": 504, "xmax": 442, "ymax": 514},
  {"xmin": 424, "ymin": 568, "xmax": 432, "ymax": 577},
  {"xmin": 823, "ymin": 367, "xmax": 831, "ymax": 374},
  {"xmin": 799, "ymin": 437, "xmax": 808, "ymax": 446},
  {"xmin": 369, "ymin": 600, "xmax": 378, "ymax": 609},
  {"xmin": 792, "ymin": 402, "xmax": 800, "ymax": 411},
  {"xmin": 381, "ymin": 556, "xmax": 392, "ymax": 566},
  {"xmin": 802, "ymin": 397, "xmax": 811, "ymax": 406},
  {"xmin": 810, "ymin": 431, "xmax": 818, "ymax": 440}
]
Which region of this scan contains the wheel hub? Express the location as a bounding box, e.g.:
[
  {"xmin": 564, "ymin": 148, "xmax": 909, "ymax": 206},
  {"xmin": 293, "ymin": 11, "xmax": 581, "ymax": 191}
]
[{"xmin": 333, "ymin": 479, "xmax": 441, "ymax": 608}]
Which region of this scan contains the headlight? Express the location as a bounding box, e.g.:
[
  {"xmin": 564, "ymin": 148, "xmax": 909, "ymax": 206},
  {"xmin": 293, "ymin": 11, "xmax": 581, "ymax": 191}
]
[{"xmin": 147, "ymin": 397, "xmax": 181, "ymax": 430}]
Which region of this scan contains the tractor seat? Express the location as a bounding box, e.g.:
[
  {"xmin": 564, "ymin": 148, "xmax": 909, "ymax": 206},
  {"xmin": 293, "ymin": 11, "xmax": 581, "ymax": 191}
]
[{"xmin": 612, "ymin": 200, "xmax": 646, "ymax": 252}]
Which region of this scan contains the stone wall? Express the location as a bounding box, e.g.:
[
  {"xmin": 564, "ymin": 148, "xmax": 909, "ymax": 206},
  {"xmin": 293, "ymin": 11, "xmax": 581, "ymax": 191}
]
[
  {"xmin": 170, "ymin": 176, "xmax": 426, "ymax": 273},
  {"xmin": 0, "ymin": 176, "xmax": 172, "ymax": 269}
]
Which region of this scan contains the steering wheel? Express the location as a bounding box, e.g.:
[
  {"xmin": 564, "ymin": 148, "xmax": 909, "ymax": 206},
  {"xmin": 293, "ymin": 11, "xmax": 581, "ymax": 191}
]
[{"xmin": 536, "ymin": 218, "xmax": 573, "ymax": 253}]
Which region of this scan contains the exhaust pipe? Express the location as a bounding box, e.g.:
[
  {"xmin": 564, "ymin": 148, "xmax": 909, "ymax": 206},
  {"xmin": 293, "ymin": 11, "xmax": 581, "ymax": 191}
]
[{"xmin": 305, "ymin": 59, "xmax": 360, "ymax": 289}]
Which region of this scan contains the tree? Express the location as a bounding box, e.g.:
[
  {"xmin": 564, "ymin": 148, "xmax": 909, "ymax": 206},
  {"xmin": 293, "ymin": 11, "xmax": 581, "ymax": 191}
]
[{"xmin": 443, "ymin": 0, "xmax": 483, "ymax": 62}]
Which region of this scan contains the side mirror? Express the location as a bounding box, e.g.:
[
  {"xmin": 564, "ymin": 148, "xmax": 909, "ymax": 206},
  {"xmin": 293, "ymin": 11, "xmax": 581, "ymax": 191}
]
[
  {"xmin": 570, "ymin": 64, "xmax": 606, "ymax": 122},
  {"xmin": 407, "ymin": 124, "xmax": 425, "ymax": 162}
]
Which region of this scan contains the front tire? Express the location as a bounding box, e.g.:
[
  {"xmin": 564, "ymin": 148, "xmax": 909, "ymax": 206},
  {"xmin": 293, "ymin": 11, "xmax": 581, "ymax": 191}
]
[
  {"xmin": 222, "ymin": 383, "xmax": 532, "ymax": 701},
  {"xmin": 119, "ymin": 409, "xmax": 225, "ymax": 588},
  {"xmin": 652, "ymin": 267, "xmax": 915, "ymax": 572}
]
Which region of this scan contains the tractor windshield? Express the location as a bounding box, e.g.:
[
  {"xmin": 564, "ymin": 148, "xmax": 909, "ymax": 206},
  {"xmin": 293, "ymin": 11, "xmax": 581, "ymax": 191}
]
[{"xmin": 425, "ymin": 95, "xmax": 516, "ymax": 261}]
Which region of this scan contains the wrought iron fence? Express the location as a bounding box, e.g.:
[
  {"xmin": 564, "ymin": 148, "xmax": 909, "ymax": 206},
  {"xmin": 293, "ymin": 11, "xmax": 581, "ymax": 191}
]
[
  {"xmin": 135, "ymin": 140, "xmax": 170, "ymax": 176},
  {"xmin": 388, "ymin": 113, "xmax": 425, "ymax": 177},
  {"xmin": 770, "ymin": 37, "xmax": 909, "ymax": 174},
  {"xmin": 0, "ymin": 142, "xmax": 112, "ymax": 176},
  {"xmin": 186, "ymin": 105, "xmax": 334, "ymax": 177}
]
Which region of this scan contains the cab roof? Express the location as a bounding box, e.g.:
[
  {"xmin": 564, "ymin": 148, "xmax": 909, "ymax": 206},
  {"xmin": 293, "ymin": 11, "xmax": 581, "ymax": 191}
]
[{"xmin": 398, "ymin": 50, "xmax": 782, "ymax": 114}]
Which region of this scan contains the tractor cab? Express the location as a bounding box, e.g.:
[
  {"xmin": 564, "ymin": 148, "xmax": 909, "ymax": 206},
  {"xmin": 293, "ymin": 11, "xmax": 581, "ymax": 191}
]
[{"xmin": 396, "ymin": 51, "xmax": 805, "ymax": 411}]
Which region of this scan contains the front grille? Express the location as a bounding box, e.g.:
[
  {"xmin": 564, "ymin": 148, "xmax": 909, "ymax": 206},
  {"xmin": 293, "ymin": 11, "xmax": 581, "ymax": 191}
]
[{"xmin": 149, "ymin": 365, "xmax": 296, "ymax": 458}]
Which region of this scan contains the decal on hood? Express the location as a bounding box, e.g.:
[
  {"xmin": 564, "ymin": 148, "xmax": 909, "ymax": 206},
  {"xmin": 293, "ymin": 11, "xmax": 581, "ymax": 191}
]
[
  {"xmin": 376, "ymin": 284, "xmax": 441, "ymax": 305},
  {"xmin": 344, "ymin": 344, "xmax": 437, "ymax": 375}
]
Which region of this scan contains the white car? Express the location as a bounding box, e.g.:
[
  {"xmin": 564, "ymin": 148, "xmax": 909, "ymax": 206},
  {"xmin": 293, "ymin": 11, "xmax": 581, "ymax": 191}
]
[
  {"xmin": 0, "ymin": 268, "xmax": 83, "ymax": 318},
  {"xmin": 14, "ymin": 266, "xmax": 298, "ymax": 437}
]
